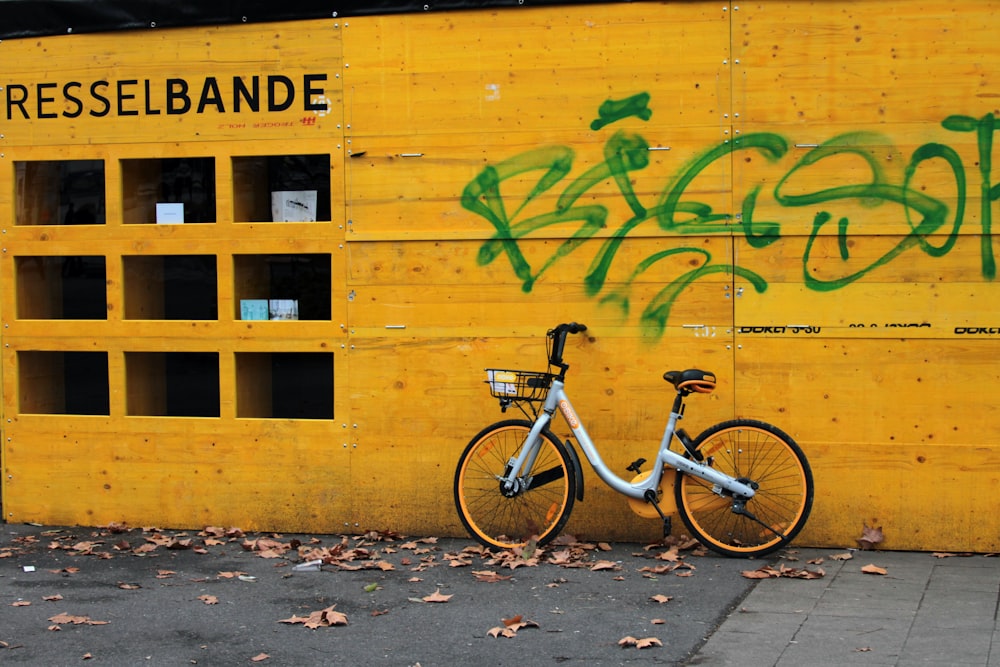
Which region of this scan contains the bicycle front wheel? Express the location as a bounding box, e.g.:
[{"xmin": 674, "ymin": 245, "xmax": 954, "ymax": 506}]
[
  {"xmin": 454, "ymin": 419, "xmax": 576, "ymax": 550},
  {"xmin": 675, "ymin": 419, "xmax": 813, "ymax": 557}
]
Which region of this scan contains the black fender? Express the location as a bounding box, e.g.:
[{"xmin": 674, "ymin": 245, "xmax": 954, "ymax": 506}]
[{"xmin": 560, "ymin": 435, "xmax": 585, "ymax": 502}]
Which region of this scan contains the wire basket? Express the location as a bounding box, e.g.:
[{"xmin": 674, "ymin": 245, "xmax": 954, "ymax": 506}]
[{"xmin": 485, "ymin": 369, "xmax": 554, "ymax": 402}]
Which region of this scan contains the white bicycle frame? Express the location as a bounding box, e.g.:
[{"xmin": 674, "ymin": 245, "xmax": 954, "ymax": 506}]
[{"xmin": 503, "ymin": 378, "xmax": 757, "ymax": 501}]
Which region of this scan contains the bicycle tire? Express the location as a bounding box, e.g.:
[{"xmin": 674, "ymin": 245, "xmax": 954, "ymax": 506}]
[
  {"xmin": 674, "ymin": 419, "xmax": 813, "ymax": 557},
  {"xmin": 454, "ymin": 419, "xmax": 576, "ymax": 550}
]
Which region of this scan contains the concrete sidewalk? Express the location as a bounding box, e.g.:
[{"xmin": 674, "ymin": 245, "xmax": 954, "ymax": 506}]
[
  {"xmin": 3, "ymin": 523, "xmax": 999, "ymax": 665},
  {"xmin": 692, "ymin": 548, "xmax": 1000, "ymax": 667}
]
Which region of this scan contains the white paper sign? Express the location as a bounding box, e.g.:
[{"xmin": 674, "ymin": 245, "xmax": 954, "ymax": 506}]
[
  {"xmin": 155, "ymin": 202, "xmax": 184, "ymax": 224},
  {"xmin": 271, "ymin": 191, "xmax": 317, "ymax": 222}
]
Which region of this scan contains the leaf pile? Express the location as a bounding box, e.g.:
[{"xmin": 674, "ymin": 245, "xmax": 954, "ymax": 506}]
[
  {"xmin": 278, "ymin": 605, "xmax": 348, "ymax": 629},
  {"xmin": 741, "ymin": 563, "xmax": 825, "ymax": 580},
  {"xmin": 487, "ymin": 614, "xmax": 539, "ymax": 638}
]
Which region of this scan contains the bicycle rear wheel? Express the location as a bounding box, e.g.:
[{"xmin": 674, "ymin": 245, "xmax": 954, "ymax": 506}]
[
  {"xmin": 675, "ymin": 419, "xmax": 813, "ymax": 557},
  {"xmin": 454, "ymin": 419, "xmax": 576, "ymax": 550}
]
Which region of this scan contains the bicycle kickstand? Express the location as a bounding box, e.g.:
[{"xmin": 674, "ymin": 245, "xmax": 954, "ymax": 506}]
[{"xmin": 643, "ymin": 489, "xmax": 672, "ymax": 538}]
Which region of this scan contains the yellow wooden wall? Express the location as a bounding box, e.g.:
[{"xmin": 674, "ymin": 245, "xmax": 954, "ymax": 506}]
[{"xmin": 1, "ymin": 1, "xmax": 998, "ymax": 551}]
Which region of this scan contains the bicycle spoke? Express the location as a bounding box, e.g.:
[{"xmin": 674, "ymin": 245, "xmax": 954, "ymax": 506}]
[
  {"xmin": 676, "ymin": 420, "xmax": 813, "ymax": 557},
  {"xmin": 455, "ymin": 421, "xmax": 576, "ymax": 550}
]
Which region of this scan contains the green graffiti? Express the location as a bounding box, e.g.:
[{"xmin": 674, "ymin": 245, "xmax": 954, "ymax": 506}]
[
  {"xmin": 941, "ymin": 113, "xmax": 999, "ymax": 278},
  {"xmin": 773, "ymin": 132, "xmax": 963, "ymax": 291},
  {"xmin": 462, "ymin": 95, "xmax": 998, "ymax": 337},
  {"xmin": 590, "ymin": 92, "xmax": 653, "ymax": 131}
]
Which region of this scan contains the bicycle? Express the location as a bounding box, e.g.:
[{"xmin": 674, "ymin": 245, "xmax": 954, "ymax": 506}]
[{"xmin": 453, "ymin": 322, "xmax": 814, "ymax": 558}]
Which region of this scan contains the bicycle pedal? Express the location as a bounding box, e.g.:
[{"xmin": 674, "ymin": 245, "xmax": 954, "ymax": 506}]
[{"xmin": 626, "ymin": 458, "xmax": 646, "ymax": 473}]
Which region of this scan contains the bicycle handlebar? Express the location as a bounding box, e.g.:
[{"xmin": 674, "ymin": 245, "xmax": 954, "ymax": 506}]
[{"xmin": 547, "ymin": 322, "xmax": 588, "ymax": 369}]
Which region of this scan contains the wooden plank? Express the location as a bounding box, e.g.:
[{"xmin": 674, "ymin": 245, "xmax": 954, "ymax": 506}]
[
  {"xmin": 343, "ymin": 4, "xmax": 729, "ymax": 137},
  {"xmin": 2, "ymin": 424, "xmax": 352, "ymax": 531},
  {"xmin": 735, "ymin": 337, "xmax": 1000, "ymax": 446},
  {"xmin": 734, "ymin": 1, "xmax": 1000, "ymax": 126}
]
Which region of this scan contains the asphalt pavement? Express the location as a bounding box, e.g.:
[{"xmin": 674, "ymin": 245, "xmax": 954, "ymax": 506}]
[{"xmin": 2, "ymin": 523, "xmax": 999, "ymax": 666}]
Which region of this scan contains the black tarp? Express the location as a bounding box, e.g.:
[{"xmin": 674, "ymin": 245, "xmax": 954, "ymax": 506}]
[{"xmin": 0, "ymin": 0, "xmax": 636, "ymax": 40}]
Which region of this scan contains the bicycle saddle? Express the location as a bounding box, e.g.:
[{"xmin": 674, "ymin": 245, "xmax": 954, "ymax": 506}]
[{"xmin": 663, "ymin": 369, "xmax": 716, "ymax": 394}]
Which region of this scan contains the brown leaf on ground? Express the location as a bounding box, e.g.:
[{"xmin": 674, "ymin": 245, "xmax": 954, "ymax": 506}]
[
  {"xmin": 197, "ymin": 595, "xmax": 219, "ymax": 605},
  {"xmin": 741, "ymin": 566, "xmax": 779, "ymax": 579},
  {"xmin": 278, "ymin": 605, "xmax": 348, "ymax": 629},
  {"xmin": 488, "ymin": 615, "xmax": 538, "ymax": 637},
  {"xmin": 741, "ymin": 564, "xmax": 825, "ymax": 580},
  {"xmin": 656, "ymin": 546, "xmax": 682, "ymax": 562},
  {"xmin": 649, "ymin": 594, "xmax": 673, "ymax": 604},
  {"xmin": 857, "ymin": 523, "xmax": 884, "ymax": 550},
  {"xmin": 861, "ymin": 563, "xmax": 888, "ymax": 575},
  {"xmin": 488, "ymin": 626, "xmax": 517, "ymax": 638},
  {"xmin": 829, "ymin": 552, "xmax": 854, "ymax": 561},
  {"xmin": 250, "ymin": 653, "xmax": 270, "ymax": 662},
  {"xmin": 618, "ymin": 635, "xmax": 662, "ymax": 649},
  {"xmin": 43, "ymin": 594, "xmax": 64, "ymax": 601},
  {"xmin": 590, "ymin": 560, "xmax": 620, "ymax": 572},
  {"xmin": 422, "ymin": 589, "xmax": 453, "ymax": 603},
  {"xmin": 48, "ymin": 612, "xmax": 109, "ymax": 626}
]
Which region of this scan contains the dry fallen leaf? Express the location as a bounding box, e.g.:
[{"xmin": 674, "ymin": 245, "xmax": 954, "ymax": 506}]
[
  {"xmin": 618, "ymin": 635, "xmax": 662, "ymax": 649},
  {"xmin": 741, "ymin": 564, "xmax": 825, "ymax": 580},
  {"xmin": 741, "ymin": 566, "xmax": 777, "ymax": 579},
  {"xmin": 250, "ymin": 653, "xmax": 270, "ymax": 662},
  {"xmin": 48, "ymin": 612, "xmax": 109, "ymax": 626},
  {"xmin": 488, "ymin": 615, "xmax": 538, "ymax": 637},
  {"xmin": 857, "ymin": 523, "xmax": 884, "ymax": 550},
  {"xmin": 861, "ymin": 563, "xmax": 888, "ymax": 575},
  {"xmin": 198, "ymin": 595, "xmax": 219, "ymax": 605},
  {"xmin": 278, "ymin": 605, "xmax": 348, "ymax": 629},
  {"xmin": 422, "ymin": 589, "xmax": 453, "ymax": 603},
  {"xmin": 829, "ymin": 552, "xmax": 854, "ymax": 561},
  {"xmin": 488, "ymin": 626, "xmax": 517, "ymax": 638},
  {"xmin": 590, "ymin": 560, "xmax": 620, "ymax": 572},
  {"xmin": 649, "ymin": 594, "xmax": 673, "ymax": 604}
]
